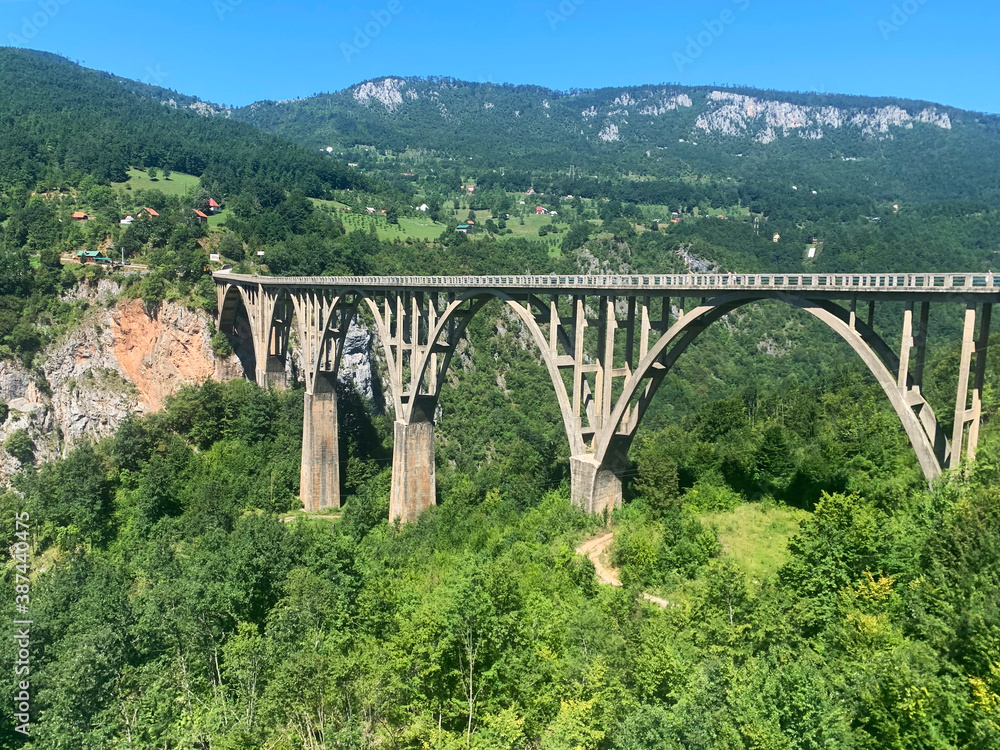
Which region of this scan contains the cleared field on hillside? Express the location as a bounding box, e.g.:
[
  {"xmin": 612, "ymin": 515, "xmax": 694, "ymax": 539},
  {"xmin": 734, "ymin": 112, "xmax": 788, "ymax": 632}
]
[
  {"xmin": 113, "ymin": 168, "xmax": 201, "ymax": 197},
  {"xmin": 701, "ymin": 503, "xmax": 810, "ymax": 583},
  {"xmin": 339, "ymin": 212, "xmax": 446, "ymax": 242}
]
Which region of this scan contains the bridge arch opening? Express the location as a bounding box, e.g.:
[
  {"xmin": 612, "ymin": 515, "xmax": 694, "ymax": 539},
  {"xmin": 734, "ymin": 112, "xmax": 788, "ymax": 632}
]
[
  {"xmin": 598, "ymin": 293, "xmax": 943, "ymax": 492},
  {"xmin": 218, "ymin": 285, "xmax": 257, "ymax": 381}
]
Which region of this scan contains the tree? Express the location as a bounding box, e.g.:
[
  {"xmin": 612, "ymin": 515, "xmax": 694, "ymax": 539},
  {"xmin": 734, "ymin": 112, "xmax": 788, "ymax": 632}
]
[
  {"xmin": 147, "ymin": 166, "xmax": 159, "ymax": 180},
  {"xmin": 5, "ymin": 429, "xmax": 35, "ymax": 465}
]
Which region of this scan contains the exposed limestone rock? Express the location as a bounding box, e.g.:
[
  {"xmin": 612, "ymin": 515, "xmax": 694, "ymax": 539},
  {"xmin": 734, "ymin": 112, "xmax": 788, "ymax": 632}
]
[
  {"xmin": 598, "ymin": 123, "xmax": 621, "ymax": 142},
  {"xmin": 353, "ymin": 78, "xmax": 407, "ymax": 111},
  {"xmin": 60, "ymin": 277, "xmax": 121, "ymax": 304},
  {"xmin": 110, "ymin": 299, "xmax": 243, "ymax": 412},
  {"xmin": 0, "ymin": 291, "xmax": 243, "ymax": 483},
  {"xmin": 695, "ymin": 91, "xmax": 951, "ymax": 141},
  {"xmin": 339, "ymin": 319, "xmax": 379, "ymax": 406},
  {"xmin": 638, "ymin": 93, "xmax": 693, "ymax": 116},
  {"xmin": 676, "ymin": 244, "xmax": 719, "ymax": 274}
]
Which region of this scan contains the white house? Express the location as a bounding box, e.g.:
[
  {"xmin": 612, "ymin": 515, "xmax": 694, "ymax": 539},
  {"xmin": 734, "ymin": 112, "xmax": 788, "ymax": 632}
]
[{"xmin": 417, "ymin": 204, "xmax": 429, "ymax": 212}]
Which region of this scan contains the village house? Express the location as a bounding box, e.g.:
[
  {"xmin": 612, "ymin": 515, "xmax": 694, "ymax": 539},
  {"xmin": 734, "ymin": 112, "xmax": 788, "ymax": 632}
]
[
  {"xmin": 72, "ymin": 211, "xmax": 89, "ymax": 221},
  {"xmin": 76, "ymin": 250, "xmax": 111, "ymax": 265},
  {"xmin": 140, "ymin": 207, "xmax": 159, "ymax": 218},
  {"xmin": 208, "ymin": 198, "xmax": 222, "ymax": 213},
  {"xmin": 456, "ymin": 224, "xmax": 470, "ymax": 234},
  {"xmin": 193, "ymin": 209, "xmax": 209, "ymax": 224},
  {"xmin": 120, "ymin": 215, "xmax": 134, "ymax": 226},
  {"xmin": 535, "ymin": 206, "xmax": 547, "ymax": 215}
]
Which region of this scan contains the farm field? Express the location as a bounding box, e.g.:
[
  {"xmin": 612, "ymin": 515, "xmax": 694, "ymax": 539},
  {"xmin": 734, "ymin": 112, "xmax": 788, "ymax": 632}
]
[
  {"xmin": 112, "ymin": 168, "xmax": 201, "ymax": 197},
  {"xmin": 339, "ymin": 212, "xmax": 446, "ymax": 242}
]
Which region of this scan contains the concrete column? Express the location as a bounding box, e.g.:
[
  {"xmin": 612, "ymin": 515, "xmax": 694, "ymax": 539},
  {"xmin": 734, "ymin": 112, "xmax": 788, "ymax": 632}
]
[
  {"xmin": 263, "ymin": 356, "xmax": 288, "ymax": 389},
  {"xmin": 570, "ymin": 455, "xmax": 623, "ymax": 516},
  {"xmin": 300, "ymin": 373, "xmax": 340, "ymax": 512},
  {"xmin": 390, "ymin": 419, "xmax": 436, "ymax": 524}
]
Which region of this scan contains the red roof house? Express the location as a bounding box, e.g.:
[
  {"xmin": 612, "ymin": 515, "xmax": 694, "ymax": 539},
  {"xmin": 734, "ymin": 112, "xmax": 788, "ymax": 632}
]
[
  {"xmin": 535, "ymin": 206, "xmax": 547, "ymax": 215},
  {"xmin": 141, "ymin": 207, "xmax": 159, "ymax": 218},
  {"xmin": 71, "ymin": 211, "xmax": 88, "ymax": 220}
]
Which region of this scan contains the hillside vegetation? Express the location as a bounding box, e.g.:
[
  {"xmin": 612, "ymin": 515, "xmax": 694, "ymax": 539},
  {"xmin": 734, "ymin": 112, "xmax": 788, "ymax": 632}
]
[{"xmin": 1, "ymin": 52, "xmax": 1000, "ymax": 750}]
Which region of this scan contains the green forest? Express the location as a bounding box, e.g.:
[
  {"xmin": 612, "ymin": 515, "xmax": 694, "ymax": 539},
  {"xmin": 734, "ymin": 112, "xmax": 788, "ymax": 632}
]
[
  {"xmin": 1, "ymin": 368, "xmax": 999, "ymax": 748},
  {"xmin": 1, "ymin": 46, "xmax": 1000, "ymax": 750}
]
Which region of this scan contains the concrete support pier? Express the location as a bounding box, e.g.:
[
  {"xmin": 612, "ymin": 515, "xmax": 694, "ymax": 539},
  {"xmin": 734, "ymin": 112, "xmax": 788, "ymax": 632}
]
[
  {"xmin": 390, "ymin": 419, "xmax": 436, "ymax": 524},
  {"xmin": 262, "ymin": 356, "xmax": 288, "ymax": 389},
  {"xmin": 570, "ymin": 455, "xmax": 624, "ymax": 516},
  {"xmin": 300, "ymin": 374, "xmax": 340, "ymax": 511}
]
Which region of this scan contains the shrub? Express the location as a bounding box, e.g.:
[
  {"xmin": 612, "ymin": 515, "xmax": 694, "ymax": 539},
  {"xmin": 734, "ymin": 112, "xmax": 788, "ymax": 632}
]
[
  {"xmin": 211, "ymin": 330, "xmax": 234, "ymax": 357},
  {"xmin": 5, "ymin": 429, "xmax": 35, "ymax": 465}
]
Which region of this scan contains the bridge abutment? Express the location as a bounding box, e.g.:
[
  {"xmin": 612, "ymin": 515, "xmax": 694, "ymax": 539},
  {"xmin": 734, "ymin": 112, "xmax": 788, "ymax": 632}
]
[
  {"xmin": 390, "ymin": 419, "xmax": 437, "ymax": 524},
  {"xmin": 300, "ymin": 373, "xmax": 340, "ymax": 511}
]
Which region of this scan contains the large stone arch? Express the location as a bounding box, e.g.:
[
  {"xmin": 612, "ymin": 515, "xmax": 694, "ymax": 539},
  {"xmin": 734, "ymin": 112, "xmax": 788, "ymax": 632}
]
[
  {"xmin": 592, "ymin": 292, "xmax": 946, "ymax": 485},
  {"xmin": 217, "ymin": 283, "xmax": 261, "ymax": 382},
  {"xmin": 404, "ymin": 290, "xmax": 584, "ymax": 452}
]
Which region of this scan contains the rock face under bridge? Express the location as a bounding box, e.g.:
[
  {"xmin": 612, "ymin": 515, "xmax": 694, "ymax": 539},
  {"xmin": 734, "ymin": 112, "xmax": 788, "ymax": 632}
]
[
  {"xmin": 215, "ymin": 271, "xmax": 1000, "ymax": 522},
  {"xmin": 1, "ymin": 281, "xmax": 243, "ymax": 482}
]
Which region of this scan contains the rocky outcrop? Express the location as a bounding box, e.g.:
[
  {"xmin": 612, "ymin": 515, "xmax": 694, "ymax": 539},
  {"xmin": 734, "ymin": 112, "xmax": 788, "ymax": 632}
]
[
  {"xmin": 353, "ymin": 78, "xmax": 408, "ymax": 111},
  {"xmin": 695, "ymin": 91, "xmax": 952, "ymax": 141},
  {"xmin": 110, "ymin": 299, "xmax": 242, "ymax": 411},
  {"xmin": 340, "ymin": 319, "xmax": 381, "ymax": 408},
  {"xmin": 0, "ymin": 287, "xmax": 242, "ymax": 482}
]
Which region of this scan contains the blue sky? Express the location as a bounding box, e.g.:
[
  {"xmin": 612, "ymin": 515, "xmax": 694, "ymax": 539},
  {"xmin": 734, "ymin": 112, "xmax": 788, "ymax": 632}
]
[{"xmin": 2, "ymin": 0, "xmax": 998, "ymax": 112}]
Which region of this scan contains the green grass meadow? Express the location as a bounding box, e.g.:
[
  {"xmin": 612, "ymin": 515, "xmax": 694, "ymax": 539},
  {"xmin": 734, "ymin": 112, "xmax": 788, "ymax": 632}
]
[{"xmin": 113, "ymin": 168, "xmax": 201, "ymax": 197}]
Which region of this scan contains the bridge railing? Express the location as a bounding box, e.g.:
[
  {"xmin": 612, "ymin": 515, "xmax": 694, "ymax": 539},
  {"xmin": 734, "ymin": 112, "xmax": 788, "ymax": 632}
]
[{"xmin": 216, "ymin": 272, "xmax": 1000, "ymax": 292}]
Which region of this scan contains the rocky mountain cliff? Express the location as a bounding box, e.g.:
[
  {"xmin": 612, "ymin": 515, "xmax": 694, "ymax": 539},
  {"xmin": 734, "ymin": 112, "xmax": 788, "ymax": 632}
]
[{"xmin": 0, "ymin": 281, "xmax": 242, "ymax": 480}]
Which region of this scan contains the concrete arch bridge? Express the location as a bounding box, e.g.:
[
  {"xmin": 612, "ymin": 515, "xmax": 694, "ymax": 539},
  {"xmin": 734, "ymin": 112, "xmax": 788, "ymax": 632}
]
[{"xmin": 215, "ymin": 271, "xmax": 997, "ymax": 522}]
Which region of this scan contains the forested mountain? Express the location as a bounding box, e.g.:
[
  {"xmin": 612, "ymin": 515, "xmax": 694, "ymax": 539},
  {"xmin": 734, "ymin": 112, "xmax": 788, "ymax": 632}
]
[
  {"xmin": 231, "ymin": 76, "xmax": 1000, "ymax": 207},
  {"xmin": 0, "ymin": 48, "xmax": 368, "ymax": 198},
  {"xmin": 2, "ymin": 46, "xmax": 1000, "ymax": 750}
]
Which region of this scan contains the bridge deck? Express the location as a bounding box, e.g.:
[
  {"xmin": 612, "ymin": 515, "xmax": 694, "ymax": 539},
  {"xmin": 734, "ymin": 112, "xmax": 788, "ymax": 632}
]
[{"xmin": 216, "ymin": 271, "xmax": 1000, "ymax": 299}]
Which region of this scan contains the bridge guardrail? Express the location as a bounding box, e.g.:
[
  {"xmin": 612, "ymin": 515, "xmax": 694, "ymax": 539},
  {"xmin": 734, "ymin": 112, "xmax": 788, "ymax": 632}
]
[{"xmin": 215, "ymin": 272, "xmax": 1000, "ymax": 293}]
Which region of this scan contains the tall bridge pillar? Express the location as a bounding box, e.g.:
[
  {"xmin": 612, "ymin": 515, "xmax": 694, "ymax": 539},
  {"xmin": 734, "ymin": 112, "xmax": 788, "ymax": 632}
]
[
  {"xmin": 570, "ymin": 437, "xmax": 629, "ymax": 515},
  {"xmin": 570, "ymin": 456, "xmax": 622, "ymax": 515},
  {"xmin": 259, "ymin": 356, "xmax": 289, "ymax": 390},
  {"xmin": 300, "ymin": 372, "xmax": 340, "ymax": 511},
  {"xmin": 390, "ymin": 418, "xmax": 436, "ymax": 523}
]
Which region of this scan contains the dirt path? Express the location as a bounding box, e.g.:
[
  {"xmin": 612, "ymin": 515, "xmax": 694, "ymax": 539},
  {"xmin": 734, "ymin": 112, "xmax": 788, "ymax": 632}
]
[
  {"xmin": 577, "ymin": 532, "xmax": 621, "ymax": 586},
  {"xmin": 576, "ymin": 532, "xmax": 672, "ymax": 608}
]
